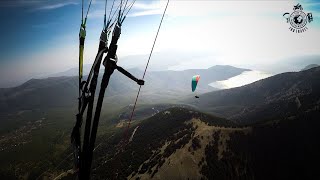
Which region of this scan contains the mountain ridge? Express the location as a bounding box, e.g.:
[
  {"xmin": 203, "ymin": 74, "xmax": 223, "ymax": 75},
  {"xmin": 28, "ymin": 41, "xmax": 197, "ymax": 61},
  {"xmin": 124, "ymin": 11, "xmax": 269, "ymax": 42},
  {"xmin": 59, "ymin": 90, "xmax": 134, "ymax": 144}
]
[
  {"xmin": 0, "ymin": 65, "xmax": 248, "ymax": 113},
  {"xmin": 184, "ymin": 66, "xmax": 320, "ymax": 125}
]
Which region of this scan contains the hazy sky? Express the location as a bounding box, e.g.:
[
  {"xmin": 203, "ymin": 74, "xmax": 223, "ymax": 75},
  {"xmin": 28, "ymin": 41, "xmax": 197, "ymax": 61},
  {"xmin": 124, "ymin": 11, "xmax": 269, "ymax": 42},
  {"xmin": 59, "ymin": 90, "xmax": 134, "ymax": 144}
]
[{"xmin": 0, "ymin": 0, "xmax": 319, "ymax": 87}]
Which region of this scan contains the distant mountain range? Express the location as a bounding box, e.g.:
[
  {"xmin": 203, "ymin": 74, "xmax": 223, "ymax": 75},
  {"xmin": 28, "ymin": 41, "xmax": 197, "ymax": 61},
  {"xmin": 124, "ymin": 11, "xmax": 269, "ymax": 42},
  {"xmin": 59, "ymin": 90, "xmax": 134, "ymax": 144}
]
[
  {"xmin": 301, "ymin": 64, "xmax": 319, "ymax": 71},
  {"xmin": 1, "ymin": 65, "xmax": 320, "ymax": 179},
  {"xmin": 184, "ymin": 66, "xmax": 320, "ymax": 125},
  {"xmin": 0, "ymin": 65, "xmax": 248, "ymax": 113},
  {"xmin": 251, "ymin": 55, "xmax": 320, "ymax": 74},
  {"xmin": 87, "ymin": 67, "xmax": 320, "ymax": 180}
]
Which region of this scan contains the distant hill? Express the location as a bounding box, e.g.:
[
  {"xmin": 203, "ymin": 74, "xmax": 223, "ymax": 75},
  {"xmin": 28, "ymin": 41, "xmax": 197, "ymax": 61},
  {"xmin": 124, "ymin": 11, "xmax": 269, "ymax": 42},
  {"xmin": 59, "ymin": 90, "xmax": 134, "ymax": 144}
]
[
  {"xmin": 1, "ymin": 66, "xmax": 320, "ymax": 179},
  {"xmin": 50, "ymin": 64, "xmax": 93, "ymax": 77},
  {"xmin": 0, "ymin": 76, "xmax": 78, "ymax": 113},
  {"xmin": 89, "ymin": 102, "xmax": 320, "ymax": 179},
  {"xmin": 90, "ymin": 68, "xmax": 320, "ymax": 179},
  {"xmin": 184, "ymin": 67, "xmax": 320, "ymax": 125},
  {"xmin": 257, "ymin": 54, "xmax": 320, "ymax": 73},
  {"xmin": 0, "ymin": 65, "xmax": 248, "ymax": 113},
  {"xmin": 301, "ymin": 64, "xmax": 319, "ymax": 71},
  {"xmin": 91, "ymin": 107, "xmax": 237, "ymax": 179}
]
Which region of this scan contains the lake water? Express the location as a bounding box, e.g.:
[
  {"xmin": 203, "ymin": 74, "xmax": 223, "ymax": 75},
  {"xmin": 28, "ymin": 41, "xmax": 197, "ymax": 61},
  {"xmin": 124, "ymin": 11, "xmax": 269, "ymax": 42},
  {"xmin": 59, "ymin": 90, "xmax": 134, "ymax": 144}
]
[{"xmin": 209, "ymin": 70, "xmax": 272, "ymax": 89}]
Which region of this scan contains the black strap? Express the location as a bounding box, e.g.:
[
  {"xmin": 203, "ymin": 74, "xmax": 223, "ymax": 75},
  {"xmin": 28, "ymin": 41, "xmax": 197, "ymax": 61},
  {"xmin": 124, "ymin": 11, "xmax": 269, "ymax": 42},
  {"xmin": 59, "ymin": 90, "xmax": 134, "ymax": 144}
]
[{"xmin": 116, "ymin": 65, "xmax": 139, "ymax": 83}]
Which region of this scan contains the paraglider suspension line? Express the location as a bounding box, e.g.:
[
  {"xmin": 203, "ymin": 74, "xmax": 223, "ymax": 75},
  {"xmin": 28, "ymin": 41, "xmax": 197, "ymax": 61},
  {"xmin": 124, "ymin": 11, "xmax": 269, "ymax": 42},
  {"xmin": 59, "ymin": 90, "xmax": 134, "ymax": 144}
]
[{"xmin": 123, "ymin": 0, "xmax": 170, "ymax": 141}]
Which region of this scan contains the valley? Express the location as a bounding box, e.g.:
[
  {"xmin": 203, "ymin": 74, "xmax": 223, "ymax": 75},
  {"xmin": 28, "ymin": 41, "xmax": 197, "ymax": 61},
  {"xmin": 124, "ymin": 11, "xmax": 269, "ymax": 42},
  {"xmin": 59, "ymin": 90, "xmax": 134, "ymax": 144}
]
[{"xmin": 0, "ymin": 66, "xmax": 319, "ymax": 179}]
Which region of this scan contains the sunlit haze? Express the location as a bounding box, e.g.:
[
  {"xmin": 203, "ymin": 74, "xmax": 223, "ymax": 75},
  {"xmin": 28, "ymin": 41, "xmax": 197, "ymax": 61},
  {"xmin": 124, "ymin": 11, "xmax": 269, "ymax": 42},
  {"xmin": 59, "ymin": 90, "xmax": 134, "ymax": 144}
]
[{"xmin": 0, "ymin": 0, "xmax": 319, "ymax": 87}]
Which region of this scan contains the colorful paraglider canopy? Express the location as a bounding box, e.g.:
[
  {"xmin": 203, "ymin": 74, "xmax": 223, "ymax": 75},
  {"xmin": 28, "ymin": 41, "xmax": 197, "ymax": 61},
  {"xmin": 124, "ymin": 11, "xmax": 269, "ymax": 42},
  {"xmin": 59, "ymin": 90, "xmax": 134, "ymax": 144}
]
[{"xmin": 192, "ymin": 75, "xmax": 200, "ymax": 92}]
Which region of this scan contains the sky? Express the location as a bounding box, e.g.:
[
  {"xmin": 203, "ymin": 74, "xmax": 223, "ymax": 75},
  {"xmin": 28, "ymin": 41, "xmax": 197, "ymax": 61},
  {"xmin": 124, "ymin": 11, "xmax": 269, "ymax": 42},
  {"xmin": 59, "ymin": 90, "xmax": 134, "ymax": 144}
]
[{"xmin": 0, "ymin": 0, "xmax": 319, "ymax": 87}]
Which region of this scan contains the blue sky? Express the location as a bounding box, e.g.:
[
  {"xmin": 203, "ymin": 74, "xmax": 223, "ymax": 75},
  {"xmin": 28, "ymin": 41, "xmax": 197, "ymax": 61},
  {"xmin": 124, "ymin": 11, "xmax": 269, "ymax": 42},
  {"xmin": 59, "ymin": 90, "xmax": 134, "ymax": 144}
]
[
  {"xmin": 0, "ymin": 1, "xmax": 79, "ymax": 59},
  {"xmin": 0, "ymin": 0, "xmax": 319, "ymax": 87}
]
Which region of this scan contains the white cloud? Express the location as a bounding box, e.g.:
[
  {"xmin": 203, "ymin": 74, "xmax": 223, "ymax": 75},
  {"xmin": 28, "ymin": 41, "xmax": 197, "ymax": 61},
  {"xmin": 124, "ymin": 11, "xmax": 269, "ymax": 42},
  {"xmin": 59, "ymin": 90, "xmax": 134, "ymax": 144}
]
[
  {"xmin": 2, "ymin": 0, "xmax": 320, "ymax": 87},
  {"xmin": 128, "ymin": 1, "xmax": 165, "ymax": 17},
  {"xmin": 37, "ymin": 2, "xmax": 78, "ymax": 10},
  {"xmin": 129, "ymin": 1, "xmax": 294, "ymax": 17},
  {"xmin": 129, "ymin": 9, "xmax": 163, "ymax": 17},
  {"xmin": 120, "ymin": 0, "xmax": 320, "ymax": 71},
  {"xmin": 133, "ymin": 1, "xmax": 162, "ymax": 10}
]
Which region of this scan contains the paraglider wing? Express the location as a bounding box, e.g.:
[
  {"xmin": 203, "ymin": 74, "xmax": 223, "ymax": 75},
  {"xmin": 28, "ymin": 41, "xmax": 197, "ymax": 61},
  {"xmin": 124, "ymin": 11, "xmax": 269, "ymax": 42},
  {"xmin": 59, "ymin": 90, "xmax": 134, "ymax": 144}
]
[{"xmin": 192, "ymin": 75, "xmax": 200, "ymax": 92}]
